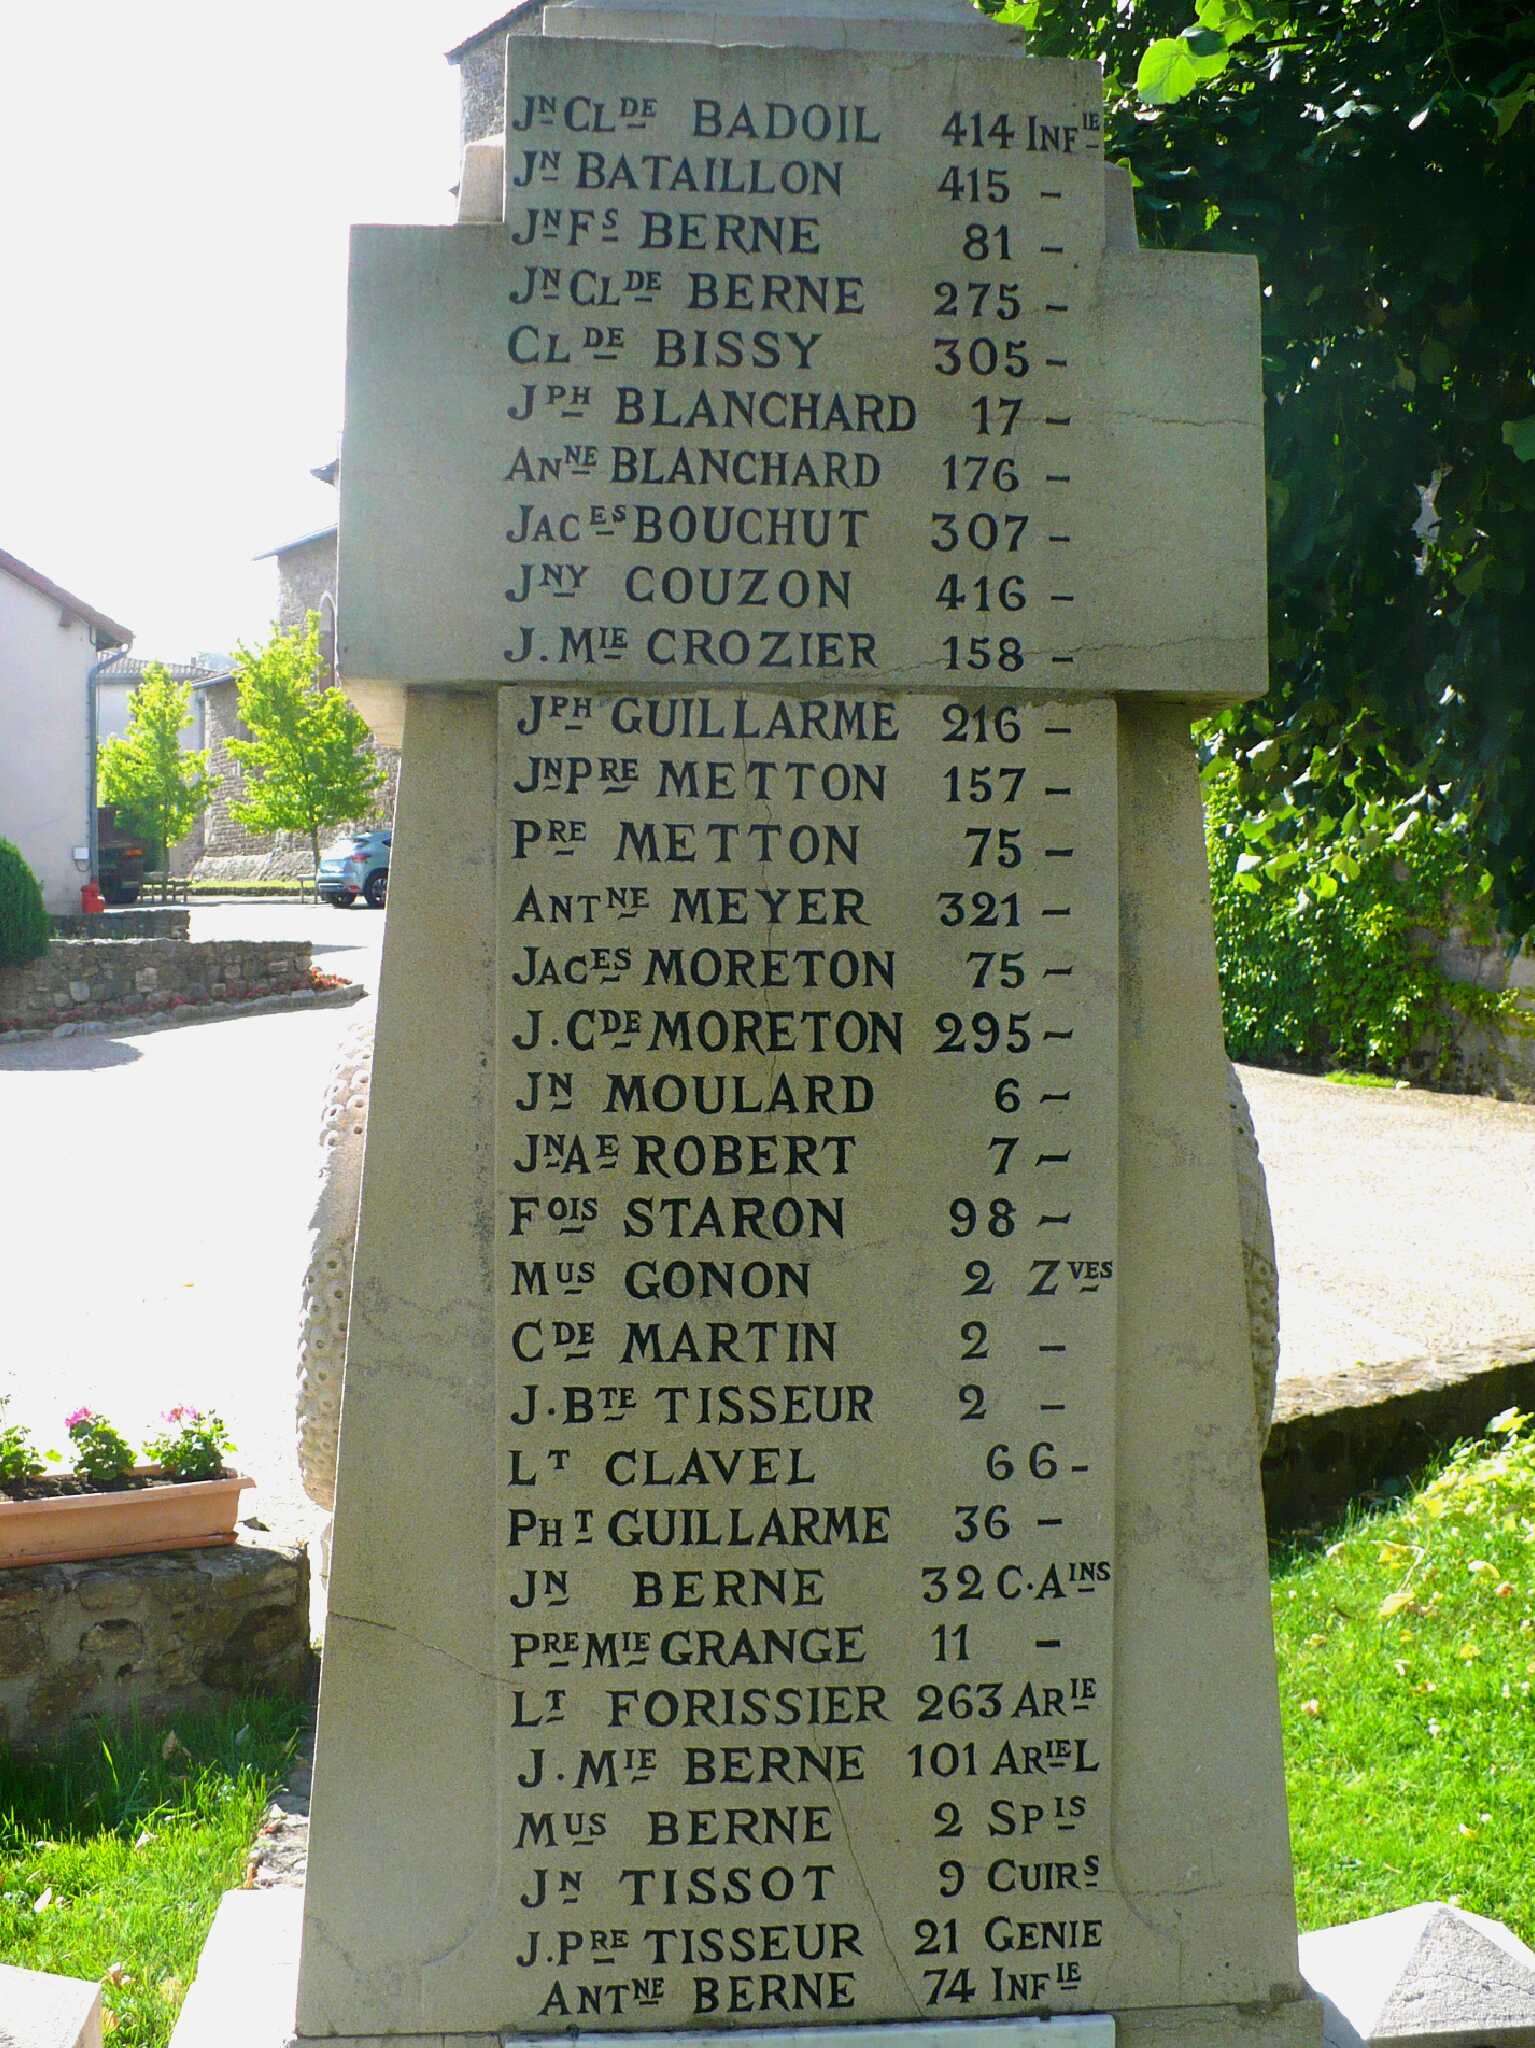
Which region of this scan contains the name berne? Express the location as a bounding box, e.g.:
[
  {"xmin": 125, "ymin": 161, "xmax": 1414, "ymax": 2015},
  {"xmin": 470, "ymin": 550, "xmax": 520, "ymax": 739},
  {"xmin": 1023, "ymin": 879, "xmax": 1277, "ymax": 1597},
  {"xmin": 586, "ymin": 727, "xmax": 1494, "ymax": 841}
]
[{"xmin": 615, "ymin": 387, "xmax": 914, "ymax": 432}]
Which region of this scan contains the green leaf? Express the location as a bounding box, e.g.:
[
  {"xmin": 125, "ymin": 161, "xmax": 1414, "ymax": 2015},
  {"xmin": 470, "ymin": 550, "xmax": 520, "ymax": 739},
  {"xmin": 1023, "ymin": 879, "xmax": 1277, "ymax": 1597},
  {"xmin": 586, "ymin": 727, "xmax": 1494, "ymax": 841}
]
[
  {"xmin": 1137, "ymin": 36, "xmax": 1199, "ymax": 105},
  {"xmin": 1196, "ymin": 0, "xmax": 1257, "ymax": 40},
  {"xmin": 1501, "ymin": 417, "xmax": 1535, "ymax": 463},
  {"xmin": 1493, "ymin": 84, "xmax": 1533, "ymax": 138},
  {"xmin": 1186, "ymin": 27, "xmax": 1226, "ymax": 56}
]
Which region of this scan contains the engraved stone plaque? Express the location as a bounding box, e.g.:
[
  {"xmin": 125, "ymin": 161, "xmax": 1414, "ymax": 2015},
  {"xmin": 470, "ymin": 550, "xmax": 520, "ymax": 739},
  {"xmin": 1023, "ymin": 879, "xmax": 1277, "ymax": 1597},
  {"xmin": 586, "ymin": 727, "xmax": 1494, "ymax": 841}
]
[
  {"xmin": 340, "ymin": 40, "xmax": 1265, "ymax": 709},
  {"xmin": 297, "ymin": 17, "xmax": 1310, "ymax": 2048},
  {"xmin": 491, "ymin": 687, "xmax": 1117, "ymax": 2028}
]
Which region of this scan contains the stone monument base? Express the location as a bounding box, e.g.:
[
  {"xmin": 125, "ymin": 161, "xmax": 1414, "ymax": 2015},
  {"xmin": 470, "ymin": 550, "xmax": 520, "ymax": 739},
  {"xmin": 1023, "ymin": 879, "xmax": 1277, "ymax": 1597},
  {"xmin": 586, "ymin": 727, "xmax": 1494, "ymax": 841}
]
[{"xmin": 170, "ymin": 1892, "xmax": 1319, "ymax": 2048}]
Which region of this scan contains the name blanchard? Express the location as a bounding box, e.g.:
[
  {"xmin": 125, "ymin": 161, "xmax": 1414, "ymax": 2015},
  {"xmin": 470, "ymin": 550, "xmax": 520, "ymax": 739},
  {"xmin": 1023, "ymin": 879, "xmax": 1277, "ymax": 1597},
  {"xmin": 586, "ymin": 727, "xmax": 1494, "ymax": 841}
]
[{"xmin": 615, "ymin": 387, "xmax": 915, "ymax": 432}]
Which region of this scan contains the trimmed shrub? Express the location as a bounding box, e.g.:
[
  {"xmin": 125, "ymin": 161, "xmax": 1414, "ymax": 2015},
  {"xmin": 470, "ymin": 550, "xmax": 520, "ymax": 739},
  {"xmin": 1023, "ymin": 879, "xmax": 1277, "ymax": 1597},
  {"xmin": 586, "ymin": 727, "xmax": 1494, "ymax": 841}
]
[{"xmin": 0, "ymin": 839, "xmax": 51, "ymax": 968}]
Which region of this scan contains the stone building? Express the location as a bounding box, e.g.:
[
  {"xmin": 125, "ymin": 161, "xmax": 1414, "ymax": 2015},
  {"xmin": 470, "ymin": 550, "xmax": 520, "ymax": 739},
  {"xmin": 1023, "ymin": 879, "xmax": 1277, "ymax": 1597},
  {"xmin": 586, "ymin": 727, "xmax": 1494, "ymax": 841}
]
[{"xmin": 191, "ymin": 475, "xmax": 399, "ymax": 882}]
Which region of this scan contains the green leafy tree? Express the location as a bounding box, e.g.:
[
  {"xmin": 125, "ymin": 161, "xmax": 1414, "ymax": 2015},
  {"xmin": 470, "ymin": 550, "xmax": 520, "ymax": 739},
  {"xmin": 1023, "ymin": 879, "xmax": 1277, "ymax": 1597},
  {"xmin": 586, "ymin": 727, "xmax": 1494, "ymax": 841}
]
[
  {"xmin": 982, "ymin": 0, "xmax": 1535, "ymax": 934},
  {"xmin": 98, "ymin": 665, "xmax": 217, "ymax": 897},
  {"xmin": 228, "ymin": 615, "xmax": 386, "ymax": 896},
  {"xmin": 0, "ymin": 838, "xmax": 51, "ymax": 966}
]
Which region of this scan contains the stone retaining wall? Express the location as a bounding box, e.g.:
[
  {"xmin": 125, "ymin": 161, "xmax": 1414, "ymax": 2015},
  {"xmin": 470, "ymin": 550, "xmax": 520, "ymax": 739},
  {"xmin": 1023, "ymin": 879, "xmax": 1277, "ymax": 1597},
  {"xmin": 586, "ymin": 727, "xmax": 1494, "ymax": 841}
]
[
  {"xmin": 0, "ymin": 1542, "xmax": 315, "ymax": 1755},
  {"xmin": 1263, "ymin": 1338, "xmax": 1535, "ymax": 1533},
  {"xmin": 0, "ymin": 937, "xmax": 312, "ymax": 1034},
  {"xmin": 51, "ymin": 907, "xmax": 190, "ymax": 941}
]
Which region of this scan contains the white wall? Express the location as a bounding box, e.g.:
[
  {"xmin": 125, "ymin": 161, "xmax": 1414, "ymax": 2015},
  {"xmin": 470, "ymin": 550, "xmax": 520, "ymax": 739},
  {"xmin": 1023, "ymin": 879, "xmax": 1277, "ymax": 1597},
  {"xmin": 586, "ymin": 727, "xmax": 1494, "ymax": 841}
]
[
  {"xmin": 0, "ymin": 571, "xmax": 96, "ymax": 912},
  {"xmin": 97, "ymin": 674, "xmax": 134, "ymax": 745}
]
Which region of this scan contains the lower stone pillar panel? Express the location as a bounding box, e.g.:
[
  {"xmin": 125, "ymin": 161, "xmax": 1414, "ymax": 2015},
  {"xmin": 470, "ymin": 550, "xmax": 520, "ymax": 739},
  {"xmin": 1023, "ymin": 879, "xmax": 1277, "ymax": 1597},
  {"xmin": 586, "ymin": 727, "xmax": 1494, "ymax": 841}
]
[{"xmin": 289, "ymin": 2009, "xmax": 1320, "ymax": 2048}]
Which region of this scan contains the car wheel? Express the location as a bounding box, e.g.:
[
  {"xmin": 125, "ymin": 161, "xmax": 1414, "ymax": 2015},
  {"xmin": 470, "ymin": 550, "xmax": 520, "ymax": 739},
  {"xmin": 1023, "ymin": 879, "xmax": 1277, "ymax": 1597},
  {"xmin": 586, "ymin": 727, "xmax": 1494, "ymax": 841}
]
[
  {"xmin": 329, "ymin": 895, "xmax": 355, "ymax": 909},
  {"xmin": 364, "ymin": 870, "xmax": 388, "ymax": 909}
]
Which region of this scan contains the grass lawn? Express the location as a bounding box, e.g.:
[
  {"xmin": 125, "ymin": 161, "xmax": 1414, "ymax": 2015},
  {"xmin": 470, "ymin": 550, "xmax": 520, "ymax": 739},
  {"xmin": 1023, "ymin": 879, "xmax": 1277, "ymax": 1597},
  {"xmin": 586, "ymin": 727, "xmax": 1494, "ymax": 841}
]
[
  {"xmin": 0, "ymin": 1701, "xmax": 307, "ymax": 2045},
  {"xmin": 1275, "ymin": 1406, "xmax": 1535, "ymax": 1937}
]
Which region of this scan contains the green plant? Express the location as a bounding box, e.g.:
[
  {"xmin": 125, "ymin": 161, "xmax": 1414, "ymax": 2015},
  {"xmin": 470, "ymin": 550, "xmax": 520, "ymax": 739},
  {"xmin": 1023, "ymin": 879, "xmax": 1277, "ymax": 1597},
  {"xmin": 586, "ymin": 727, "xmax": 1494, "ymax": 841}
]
[
  {"xmin": 1204, "ymin": 758, "xmax": 1525, "ymax": 1076},
  {"xmin": 97, "ymin": 667, "xmax": 217, "ymax": 899},
  {"xmin": 1275, "ymin": 1409, "xmax": 1535, "ymax": 1933},
  {"xmin": 142, "ymin": 1407, "xmax": 234, "ymax": 1483},
  {"xmin": 0, "ymin": 837, "xmax": 52, "ymax": 967},
  {"xmin": 0, "ymin": 1701, "xmax": 307, "ymax": 2047},
  {"xmin": 228, "ymin": 615, "xmax": 385, "ymax": 898},
  {"xmin": 980, "ymin": 0, "xmax": 1535, "ymax": 938},
  {"xmin": 64, "ymin": 1408, "xmax": 136, "ymax": 1489},
  {"xmin": 0, "ymin": 1400, "xmax": 42, "ymax": 1486}
]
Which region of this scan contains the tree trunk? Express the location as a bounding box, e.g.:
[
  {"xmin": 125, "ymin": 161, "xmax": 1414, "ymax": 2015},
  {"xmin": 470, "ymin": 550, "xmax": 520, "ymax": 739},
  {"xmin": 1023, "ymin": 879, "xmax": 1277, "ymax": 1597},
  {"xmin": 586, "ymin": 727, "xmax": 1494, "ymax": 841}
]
[{"xmin": 311, "ymin": 826, "xmax": 322, "ymax": 904}]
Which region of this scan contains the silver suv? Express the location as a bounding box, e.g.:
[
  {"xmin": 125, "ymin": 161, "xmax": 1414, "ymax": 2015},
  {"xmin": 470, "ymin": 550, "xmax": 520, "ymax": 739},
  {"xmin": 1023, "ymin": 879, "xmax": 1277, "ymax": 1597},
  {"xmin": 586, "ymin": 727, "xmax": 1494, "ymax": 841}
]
[{"xmin": 317, "ymin": 829, "xmax": 390, "ymax": 909}]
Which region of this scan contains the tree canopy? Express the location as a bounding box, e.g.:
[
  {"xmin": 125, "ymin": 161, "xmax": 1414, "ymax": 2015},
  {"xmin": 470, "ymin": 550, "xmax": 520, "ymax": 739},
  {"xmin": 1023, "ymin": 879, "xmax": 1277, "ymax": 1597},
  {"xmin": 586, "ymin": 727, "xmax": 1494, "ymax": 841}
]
[
  {"xmin": 98, "ymin": 664, "xmax": 217, "ymax": 878},
  {"xmin": 228, "ymin": 615, "xmax": 386, "ymax": 889},
  {"xmin": 994, "ymin": 0, "xmax": 1535, "ymax": 932}
]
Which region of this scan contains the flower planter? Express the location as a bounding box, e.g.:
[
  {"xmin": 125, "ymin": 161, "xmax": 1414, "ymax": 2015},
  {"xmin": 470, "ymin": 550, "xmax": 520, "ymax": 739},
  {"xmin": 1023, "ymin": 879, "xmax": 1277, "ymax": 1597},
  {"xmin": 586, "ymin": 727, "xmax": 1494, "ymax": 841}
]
[{"xmin": 0, "ymin": 1468, "xmax": 254, "ymax": 1568}]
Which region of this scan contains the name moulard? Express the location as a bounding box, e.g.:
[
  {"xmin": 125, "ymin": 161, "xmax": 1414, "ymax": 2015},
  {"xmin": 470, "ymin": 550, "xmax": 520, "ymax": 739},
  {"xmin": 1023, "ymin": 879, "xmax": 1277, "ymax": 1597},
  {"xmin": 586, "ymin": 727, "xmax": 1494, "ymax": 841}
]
[{"xmin": 340, "ymin": 40, "xmax": 1135, "ymax": 698}]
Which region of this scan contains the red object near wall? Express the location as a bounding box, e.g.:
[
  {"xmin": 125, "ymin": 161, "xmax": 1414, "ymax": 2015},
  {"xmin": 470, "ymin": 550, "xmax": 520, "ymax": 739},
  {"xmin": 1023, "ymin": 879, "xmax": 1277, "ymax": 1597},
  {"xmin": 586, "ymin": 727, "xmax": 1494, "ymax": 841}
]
[{"xmin": 79, "ymin": 881, "xmax": 106, "ymax": 914}]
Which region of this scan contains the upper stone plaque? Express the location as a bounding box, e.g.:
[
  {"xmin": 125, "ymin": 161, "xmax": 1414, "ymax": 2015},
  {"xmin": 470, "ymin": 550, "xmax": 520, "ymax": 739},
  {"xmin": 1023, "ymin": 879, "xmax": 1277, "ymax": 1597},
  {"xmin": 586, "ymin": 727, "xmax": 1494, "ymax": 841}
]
[{"xmin": 340, "ymin": 37, "xmax": 1266, "ymax": 708}]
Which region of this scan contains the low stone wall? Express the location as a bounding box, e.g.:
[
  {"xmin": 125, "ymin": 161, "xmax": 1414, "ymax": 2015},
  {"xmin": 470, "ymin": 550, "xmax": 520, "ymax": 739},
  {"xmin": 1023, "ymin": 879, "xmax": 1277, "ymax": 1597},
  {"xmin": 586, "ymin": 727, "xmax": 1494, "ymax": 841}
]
[
  {"xmin": 1430, "ymin": 925, "xmax": 1535, "ymax": 1099},
  {"xmin": 192, "ymin": 851, "xmax": 318, "ymax": 886},
  {"xmin": 51, "ymin": 907, "xmax": 190, "ymax": 941},
  {"xmin": 0, "ymin": 1541, "xmax": 315, "ymax": 1755},
  {"xmin": 0, "ymin": 937, "xmax": 313, "ymax": 1034},
  {"xmin": 1263, "ymin": 1336, "xmax": 1535, "ymax": 1533}
]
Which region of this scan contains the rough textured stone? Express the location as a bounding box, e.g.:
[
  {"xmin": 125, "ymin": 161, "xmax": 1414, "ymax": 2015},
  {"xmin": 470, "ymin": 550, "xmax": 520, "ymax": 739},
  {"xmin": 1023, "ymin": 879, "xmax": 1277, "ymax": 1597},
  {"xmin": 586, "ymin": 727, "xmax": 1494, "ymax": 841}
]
[
  {"xmin": 1230, "ymin": 1062, "xmax": 1282, "ymax": 1436},
  {"xmin": 1301, "ymin": 1901, "xmax": 1535, "ymax": 2045},
  {"xmin": 0, "ymin": 1543, "xmax": 314, "ymax": 1755},
  {"xmin": 296, "ymin": 1019, "xmax": 373, "ymax": 1516},
  {"xmin": 0, "ymin": 936, "xmax": 315, "ymax": 1035},
  {"xmin": 50, "ymin": 907, "xmax": 190, "ymax": 940},
  {"xmin": 0, "ymin": 1611, "xmax": 47, "ymax": 1678}
]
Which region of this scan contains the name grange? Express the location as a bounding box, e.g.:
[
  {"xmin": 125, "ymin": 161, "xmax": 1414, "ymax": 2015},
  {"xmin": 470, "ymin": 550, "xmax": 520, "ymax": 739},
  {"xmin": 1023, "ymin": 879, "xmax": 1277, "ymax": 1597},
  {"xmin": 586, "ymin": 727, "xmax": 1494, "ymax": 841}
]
[{"xmin": 298, "ymin": 8, "xmax": 1313, "ymax": 2048}]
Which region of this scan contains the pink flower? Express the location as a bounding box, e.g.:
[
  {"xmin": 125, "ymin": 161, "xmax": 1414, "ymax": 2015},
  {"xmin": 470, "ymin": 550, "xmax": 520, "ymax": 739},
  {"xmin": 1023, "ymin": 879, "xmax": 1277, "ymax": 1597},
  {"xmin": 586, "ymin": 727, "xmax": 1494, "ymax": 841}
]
[
  {"xmin": 65, "ymin": 1407, "xmax": 95, "ymax": 1428},
  {"xmin": 163, "ymin": 1406, "xmax": 200, "ymax": 1424}
]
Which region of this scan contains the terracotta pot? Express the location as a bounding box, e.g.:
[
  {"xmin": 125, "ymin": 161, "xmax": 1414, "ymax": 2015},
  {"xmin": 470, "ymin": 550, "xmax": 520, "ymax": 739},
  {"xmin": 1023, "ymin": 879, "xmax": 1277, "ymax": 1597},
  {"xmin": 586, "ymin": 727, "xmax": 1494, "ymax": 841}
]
[{"xmin": 0, "ymin": 1467, "xmax": 254, "ymax": 1568}]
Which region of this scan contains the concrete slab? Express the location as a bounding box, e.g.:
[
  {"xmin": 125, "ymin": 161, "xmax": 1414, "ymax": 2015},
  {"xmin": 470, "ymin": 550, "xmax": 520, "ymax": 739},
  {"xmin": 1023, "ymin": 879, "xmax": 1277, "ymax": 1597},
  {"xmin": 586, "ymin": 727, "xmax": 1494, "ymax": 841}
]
[
  {"xmin": 0, "ymin": 1961, "xmax": 102, "ymax": 2048},
  {"xmin": 1301, "ymin": 1901, "xmax": 1535, "ymax": 2046},
  {"xmin": 167, "ymin": 1887, "xmax": 301, "ymax": 2048}
]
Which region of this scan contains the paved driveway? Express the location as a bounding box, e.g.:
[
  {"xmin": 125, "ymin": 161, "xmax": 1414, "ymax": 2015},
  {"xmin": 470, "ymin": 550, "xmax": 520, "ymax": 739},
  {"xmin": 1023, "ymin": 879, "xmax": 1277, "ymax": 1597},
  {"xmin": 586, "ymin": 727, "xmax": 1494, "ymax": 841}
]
[
  {"xmin": 0, "ymin": 902, "xmax": 384, "ymax": 1555},
  {"xmin": 1240, "ymin": 1064, "xmax": 1535, "ymax": 1384}
]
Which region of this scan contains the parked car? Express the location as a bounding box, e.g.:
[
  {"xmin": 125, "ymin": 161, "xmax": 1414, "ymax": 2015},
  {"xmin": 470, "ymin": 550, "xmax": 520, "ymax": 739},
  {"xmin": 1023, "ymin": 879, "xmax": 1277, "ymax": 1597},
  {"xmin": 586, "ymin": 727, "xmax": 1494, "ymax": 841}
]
[
  {"xmin": 96, "ymin": 809, "xmax": 150, "ymax": 905},
  {"xmin": 317, "ymin": 829, "xmax": 390, "ymax": 909}
]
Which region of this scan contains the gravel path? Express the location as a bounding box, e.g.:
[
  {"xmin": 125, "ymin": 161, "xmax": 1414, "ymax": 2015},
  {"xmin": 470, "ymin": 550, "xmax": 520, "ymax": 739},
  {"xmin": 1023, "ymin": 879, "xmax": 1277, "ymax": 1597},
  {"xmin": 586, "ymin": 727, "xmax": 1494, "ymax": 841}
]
[{"xmin": 1240, "ymin": 1064, "xmax": 1535, "ymax": 1383}]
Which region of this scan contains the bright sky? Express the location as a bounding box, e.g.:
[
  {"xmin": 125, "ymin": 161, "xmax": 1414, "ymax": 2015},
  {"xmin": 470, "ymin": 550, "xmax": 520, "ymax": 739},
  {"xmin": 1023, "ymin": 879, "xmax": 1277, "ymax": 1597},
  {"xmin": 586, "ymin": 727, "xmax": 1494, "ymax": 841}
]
[{"xmin": 0, "ymin": 1, "xmax": 494, "ymax": 663}]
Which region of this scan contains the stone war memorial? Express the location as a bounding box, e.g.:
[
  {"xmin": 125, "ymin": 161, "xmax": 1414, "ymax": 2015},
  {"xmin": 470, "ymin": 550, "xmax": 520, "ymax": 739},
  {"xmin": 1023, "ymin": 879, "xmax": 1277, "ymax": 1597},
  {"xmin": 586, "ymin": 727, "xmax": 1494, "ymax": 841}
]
[{"xmin": 296, "ymin": 0, "xmax": 1318, "ymax": 2042}]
